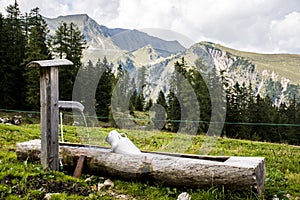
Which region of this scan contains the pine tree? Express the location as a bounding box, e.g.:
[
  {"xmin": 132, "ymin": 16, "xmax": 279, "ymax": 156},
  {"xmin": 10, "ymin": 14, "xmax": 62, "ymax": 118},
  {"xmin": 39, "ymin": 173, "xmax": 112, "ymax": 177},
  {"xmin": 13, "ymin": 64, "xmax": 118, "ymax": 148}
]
[
  {"xmin": 286, "ymin": 94, "xmax": 299, "ymax": 144},
  {"xmin": 135, "ymin": 92, "xmax": 145, "ymax": 111},
  {"xmin": 66, "ymin": 22, "xmax": 86, "ymax": 68},
  {"xmin": 51, "ymin": 22, "xmax": 86, "ymax": 100},
  {"xmin": 188, "ymin": 62, "xmax": 211, "ymax": 133},
  {"xmin": 51, "ymin": 22, "xmax": 68, "ymax": 59},
  {"xmin": 154, "ymin": 90, "xmax": 168, "ymax": 130},
  {"xmin": 23, "ymin": 7, "xmax": 51, "ymax": 110},
  {"xmin": 237, "ymin": 82, "xmax": 250, "ymax": 139},
  {"xmin": 156, "ymin": 90, "xmax": 168, "ymax": 110},
  {"xmin": 1, "ymin": 1, "xmax": 26, "ymax": 109},
  {"xmin": 0, "ymin": 13, "xmax": 10, "ymax": 108},
  {"xmin": 129, "ymin": 89, "xmax": 138, "ymax": 113},
  {"xmin": 95, "ymin": 57, "xmax": 115, "ymax": 122},
  {"xmin": 145, "ymin": 98, "xmax": 153, "ymax": 111},
  {"xmin": 167, "ymin": 90, "xmax": 181, "ymax": 132},
  {"xmin": 166, "ymin": 59, "xmax": 183, "ymax": 132},
  {"xmin": 75, "ymin": 60, "xmax": 97, "ymax": 118},
  {"xmin": 111, "ymin": 65, "xmax": 135, "ymax": 128},
  {"xmin": 226, "ymin": 82, "xmax": 245, "ymax": 138}
]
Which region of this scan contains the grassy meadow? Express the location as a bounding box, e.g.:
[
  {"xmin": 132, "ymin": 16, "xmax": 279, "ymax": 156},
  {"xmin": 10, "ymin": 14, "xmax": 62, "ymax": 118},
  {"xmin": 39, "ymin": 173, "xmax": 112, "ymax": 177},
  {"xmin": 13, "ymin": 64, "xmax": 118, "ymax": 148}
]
[{"xmin": 0, "ymin": 123, "xmax": 299, "ymax": 199}]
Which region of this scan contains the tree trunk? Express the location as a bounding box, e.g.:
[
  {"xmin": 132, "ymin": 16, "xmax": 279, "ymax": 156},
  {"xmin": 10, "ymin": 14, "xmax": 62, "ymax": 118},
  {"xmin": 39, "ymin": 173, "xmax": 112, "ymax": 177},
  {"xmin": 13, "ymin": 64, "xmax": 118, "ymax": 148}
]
[{"xmin": 16, "ymin": 139, "xmax": 265, "ymax": 194}]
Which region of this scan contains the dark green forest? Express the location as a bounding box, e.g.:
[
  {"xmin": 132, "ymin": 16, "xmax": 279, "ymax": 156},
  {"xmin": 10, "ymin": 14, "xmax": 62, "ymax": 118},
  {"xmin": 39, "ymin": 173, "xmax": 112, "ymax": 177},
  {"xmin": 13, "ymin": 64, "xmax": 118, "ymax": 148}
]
[{"xmin": 0, "ymin": 3, "xmax": 299, "ymax": 145}]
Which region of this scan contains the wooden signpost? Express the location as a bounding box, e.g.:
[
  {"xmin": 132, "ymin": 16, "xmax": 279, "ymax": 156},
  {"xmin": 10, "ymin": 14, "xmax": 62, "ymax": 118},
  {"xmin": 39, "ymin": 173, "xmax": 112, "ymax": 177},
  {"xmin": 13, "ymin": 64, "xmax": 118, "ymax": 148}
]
[{"xmin": 26, "ymin": 59, "xmax": 73, "ymax": 170}]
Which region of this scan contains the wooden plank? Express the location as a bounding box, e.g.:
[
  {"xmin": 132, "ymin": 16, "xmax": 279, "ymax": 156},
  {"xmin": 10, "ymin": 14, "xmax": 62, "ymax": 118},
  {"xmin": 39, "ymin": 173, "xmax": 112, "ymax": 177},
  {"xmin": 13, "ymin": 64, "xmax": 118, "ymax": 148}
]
[
  {"xmin": 73, "ymin": 155, "xmax": 87, "ymax": 178},
  {"xmin": 27, "ymin": 59, "xmax": 73, "ymax": 68},
  {"xmin": 16, "ymin": 140, "xmax": 266, "ymax": 194},
  {"xmin": 49, "ymin": 67, "xmax": 59, "ymax": 170},
  {"xmin": 40, "ymin": 67, "xmax": 50, "ymax": 169},
  {"xmin": 39, "ymin": 66, "xmax": 60, "ymax": 170}
]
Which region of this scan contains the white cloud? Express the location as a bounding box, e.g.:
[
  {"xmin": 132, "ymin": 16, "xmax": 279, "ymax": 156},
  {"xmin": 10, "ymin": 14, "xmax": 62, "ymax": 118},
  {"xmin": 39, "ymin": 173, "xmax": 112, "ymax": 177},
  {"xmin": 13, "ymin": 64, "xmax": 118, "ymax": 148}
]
[
  {"xmin": 1, "ymin": 0, "xmax": 300, "ymax": 53},
  {"xmin": 269, "ymin": 12, "xmax": 300, "ymax": 52}
]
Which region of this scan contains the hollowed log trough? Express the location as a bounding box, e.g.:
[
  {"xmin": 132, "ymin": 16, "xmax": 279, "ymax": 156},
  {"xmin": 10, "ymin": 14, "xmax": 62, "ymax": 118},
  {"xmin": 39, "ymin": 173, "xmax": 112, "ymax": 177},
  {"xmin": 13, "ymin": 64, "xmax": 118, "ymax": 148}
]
[{"xmin": 16, "ymin": 139, "xmax": 266, "ymax": 194}]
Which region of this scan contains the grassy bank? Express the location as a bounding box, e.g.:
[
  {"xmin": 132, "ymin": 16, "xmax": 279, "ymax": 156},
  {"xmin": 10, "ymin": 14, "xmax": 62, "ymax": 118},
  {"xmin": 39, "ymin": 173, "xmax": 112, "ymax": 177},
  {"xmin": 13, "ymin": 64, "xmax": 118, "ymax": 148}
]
[{"xmin": 0, "ymin": 124, "xmax": 299, "ymax": 199}]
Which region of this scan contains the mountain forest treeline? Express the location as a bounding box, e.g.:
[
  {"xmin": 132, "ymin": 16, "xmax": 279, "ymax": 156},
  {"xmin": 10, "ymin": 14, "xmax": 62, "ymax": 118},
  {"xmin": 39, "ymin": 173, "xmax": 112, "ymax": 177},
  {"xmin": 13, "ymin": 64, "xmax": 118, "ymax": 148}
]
[
  {"xmin": 0, "ymin": 3, "xmax": 86, "ymax": 110},
  {"xmin": 0, "ymin": 3, "xmax": 299, "ymax": 145}
]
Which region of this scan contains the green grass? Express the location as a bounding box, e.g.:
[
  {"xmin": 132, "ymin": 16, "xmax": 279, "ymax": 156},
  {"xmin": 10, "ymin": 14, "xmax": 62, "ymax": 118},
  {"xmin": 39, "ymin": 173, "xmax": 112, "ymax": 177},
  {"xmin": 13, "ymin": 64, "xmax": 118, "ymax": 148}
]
[{"xmin": 0, "ymin": 123, "xmax": 300, "ymax": 199}]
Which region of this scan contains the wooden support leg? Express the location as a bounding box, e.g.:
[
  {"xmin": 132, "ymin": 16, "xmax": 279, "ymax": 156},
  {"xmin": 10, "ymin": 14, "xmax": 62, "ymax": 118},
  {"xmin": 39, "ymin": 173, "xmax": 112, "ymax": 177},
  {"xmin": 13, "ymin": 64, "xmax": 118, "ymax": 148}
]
[{"xmin": 73, "ymin": 155, "xmax": 86, "ymax": 178}]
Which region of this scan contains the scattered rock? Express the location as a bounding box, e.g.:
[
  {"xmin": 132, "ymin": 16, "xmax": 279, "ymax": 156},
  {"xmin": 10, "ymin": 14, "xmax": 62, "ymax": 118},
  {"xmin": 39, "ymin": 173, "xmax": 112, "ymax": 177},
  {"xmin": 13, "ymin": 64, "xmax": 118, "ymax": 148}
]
[
  {"xmin": 177, "ymin": 192, "xmax": 191, "ymax": 200},
  {"xmin": 272, "ymin": 195, "xmax": 279, "ymax": 200},
  {"xmin": 11, "ymin": 115, "xmax": 22, "ymax": 125},
  {"xmin": 84, "ymin": 177, "xmax": 92, "ymax": 182},
  {"xmin": 115, "ymin": 194, "xmax": 135, "ymax": 199},
  {"xmin": 97, "ymin": 179, "xmax": 114, "ymax": 191},
  {"xmin": 44, "ymin": 193, "xmax": 60, "ymax": 200},
  {"xmin": 72, "ymin": 121, "xmax": 80, "ymax": 126},
  {"xmin": 0, "ymin": 115, "xmax": 22, "ymax": 125},
  {"xmin": 104, "ymin": 179, "xmax": 114, "ymax": 188},
  {"xmin": 0, "ymin": 117, "xmax": 10, "ymax": 124}
]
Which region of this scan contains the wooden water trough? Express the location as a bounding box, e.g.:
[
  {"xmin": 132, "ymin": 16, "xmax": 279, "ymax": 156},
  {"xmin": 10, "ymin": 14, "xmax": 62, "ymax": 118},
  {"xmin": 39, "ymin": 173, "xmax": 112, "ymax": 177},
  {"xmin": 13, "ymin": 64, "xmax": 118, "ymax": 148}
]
[{"xmin": 16, "ymin": 139, "xmax": 266, "ymax": 194}]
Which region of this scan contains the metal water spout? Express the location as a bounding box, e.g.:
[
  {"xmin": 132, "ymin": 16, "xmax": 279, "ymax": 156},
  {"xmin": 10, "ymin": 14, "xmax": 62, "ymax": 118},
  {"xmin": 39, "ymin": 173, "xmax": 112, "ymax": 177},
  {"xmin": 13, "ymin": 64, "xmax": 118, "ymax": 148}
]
[
  {"xmin": 58, "ymin": 101, "xmax": 84, "ymax": 112},
  {"xmin": 58, "ymin": 100, "xmax": 89, "ymax": 141}
]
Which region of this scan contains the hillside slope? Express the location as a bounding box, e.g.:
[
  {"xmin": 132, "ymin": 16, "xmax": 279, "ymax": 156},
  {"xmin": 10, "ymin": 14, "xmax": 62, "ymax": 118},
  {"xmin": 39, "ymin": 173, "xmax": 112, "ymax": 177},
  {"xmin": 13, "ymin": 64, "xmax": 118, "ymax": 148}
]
[{"xmin": 210, "ymin": 42, "xmax": 300, "ymax": 85}]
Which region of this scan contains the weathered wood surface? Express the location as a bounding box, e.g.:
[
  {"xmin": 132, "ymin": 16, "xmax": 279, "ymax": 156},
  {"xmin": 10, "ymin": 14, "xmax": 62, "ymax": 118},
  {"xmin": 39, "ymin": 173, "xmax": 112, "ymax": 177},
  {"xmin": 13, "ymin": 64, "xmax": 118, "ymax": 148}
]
[
  {"xmin": 39, "ymin": 66, "xmax": 59, "ymax": 170},
  {"xmin": 26, "ymin": 59, "xmax": 73, "ymax": 171},
  {"xmin": 73, "ymin": 155, "xmax": 87, "ymax": 178},
  {"xmin": 16, "ymin": 140, "xmax": 266, "ymax": 194},
  {"xmin": 26, "ymin": 59, "xmax": 73, "ymax": 68}
]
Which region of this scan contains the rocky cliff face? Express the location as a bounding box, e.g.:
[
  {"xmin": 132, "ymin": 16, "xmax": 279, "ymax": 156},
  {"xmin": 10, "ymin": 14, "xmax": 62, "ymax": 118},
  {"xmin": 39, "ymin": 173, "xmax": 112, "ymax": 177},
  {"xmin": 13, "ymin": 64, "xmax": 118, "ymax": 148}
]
[
  {"xmin": 111, "ymin": 41, "xmax": 299, "ymax": 105},
  {"xmin": 200, "ymin": 42, "xmax": 296, "ymax": 106}
]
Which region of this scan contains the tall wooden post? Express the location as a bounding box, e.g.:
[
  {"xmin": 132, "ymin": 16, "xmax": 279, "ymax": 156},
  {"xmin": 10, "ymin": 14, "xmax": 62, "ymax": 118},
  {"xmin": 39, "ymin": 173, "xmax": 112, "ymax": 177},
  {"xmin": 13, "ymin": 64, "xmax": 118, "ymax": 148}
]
[{"xmin": 27, "ymin": 59, "xmax": 73, "ymax": 170}]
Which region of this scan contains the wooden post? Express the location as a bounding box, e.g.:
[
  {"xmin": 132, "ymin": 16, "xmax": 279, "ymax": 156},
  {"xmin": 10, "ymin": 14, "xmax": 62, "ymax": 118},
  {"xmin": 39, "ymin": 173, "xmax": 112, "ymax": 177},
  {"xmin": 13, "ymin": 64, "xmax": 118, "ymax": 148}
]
[
  {"xmin": 26, "ymin": 59, "xmax": 73, "ymax": 170},
  {"xmin": 73, "ymin": 155, "xmax": 87, "ymax": 178}
]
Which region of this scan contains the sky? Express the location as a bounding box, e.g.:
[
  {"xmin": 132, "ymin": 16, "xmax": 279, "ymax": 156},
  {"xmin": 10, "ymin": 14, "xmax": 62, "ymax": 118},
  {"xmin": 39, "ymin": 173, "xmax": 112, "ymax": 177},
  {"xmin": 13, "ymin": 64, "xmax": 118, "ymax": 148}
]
[{"xmin": 1, "ymin": 0, "xmax": 300, "ymax": 54}]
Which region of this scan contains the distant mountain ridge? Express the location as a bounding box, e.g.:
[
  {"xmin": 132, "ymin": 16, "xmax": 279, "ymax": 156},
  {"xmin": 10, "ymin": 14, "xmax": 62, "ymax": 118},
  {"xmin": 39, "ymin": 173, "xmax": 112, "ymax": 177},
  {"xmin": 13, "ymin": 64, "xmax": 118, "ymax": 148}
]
[
  {"xmin": 44, "ymin": 14, "xmax": 300, "ymax": 105},
  {"xmin": 44, "ymin": 14, "xmax": 186, "ymax": 61}
]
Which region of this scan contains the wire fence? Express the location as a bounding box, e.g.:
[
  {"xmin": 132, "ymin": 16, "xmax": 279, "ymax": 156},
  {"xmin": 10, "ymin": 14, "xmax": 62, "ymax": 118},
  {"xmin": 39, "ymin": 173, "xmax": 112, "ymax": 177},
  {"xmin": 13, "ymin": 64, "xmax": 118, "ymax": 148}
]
[{"xmin": 1, "ymin": 108, "xmax": 300, "ymax": 127}]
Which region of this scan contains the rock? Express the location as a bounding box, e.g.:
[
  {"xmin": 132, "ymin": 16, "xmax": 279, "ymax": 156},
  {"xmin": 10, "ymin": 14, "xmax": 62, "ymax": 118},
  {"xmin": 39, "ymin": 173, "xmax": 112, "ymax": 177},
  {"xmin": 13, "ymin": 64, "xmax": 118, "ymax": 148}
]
[
  {"xmin": 72, "ymin": 121, "xmax": 80, "ymax": 126},
  {"xmin": 11, "ymin": 115, "xmax": 22, "ymax": 125},
  {"xmin": 104, "ymin": 179, "xmax": 114, "ymax": 188},
  {"xmin": 97, "ymin": 179, "xmax": 114, "ymax": 191},
  {"xmin": 44, "ymin": 193, "xmax": 60, "ymax": 200},
  {"xmin": 0, "ymin": 116, "xmax": 22, "ymax": 125},
  {"xmin": 272, "ymin": 195, "xmax": 279, "ymax": 200},
  {"xmin": 0, "ymin": 117, "xmax": 10, "ymax": 124},
  {"xmin": 177, "ymin": 192, "xmax": 191, "ymax": 200},
  {"xmin": 84, "ymin": 177, "xmax": 92, "ymax": 182}
]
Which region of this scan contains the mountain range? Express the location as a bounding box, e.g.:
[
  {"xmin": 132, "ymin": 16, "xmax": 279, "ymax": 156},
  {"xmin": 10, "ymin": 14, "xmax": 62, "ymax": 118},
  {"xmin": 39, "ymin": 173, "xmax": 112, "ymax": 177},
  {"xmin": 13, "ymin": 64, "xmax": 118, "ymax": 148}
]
[
  {"xmin": 44, "ymin": 14, "xmax": 300, "ymax": 105},
  {"xmin": 45, "ymin": 14, "xmax": 185, "ymax": 61}
]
